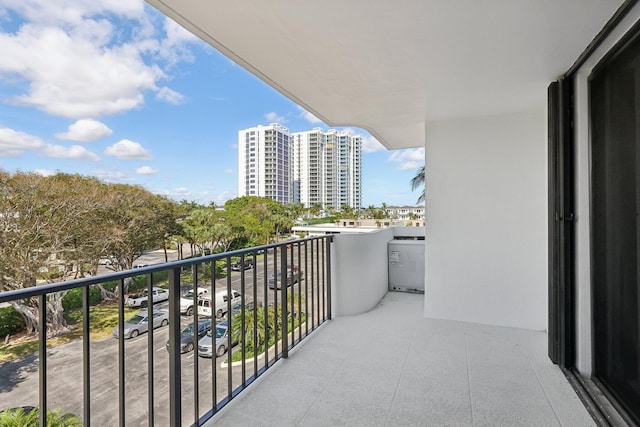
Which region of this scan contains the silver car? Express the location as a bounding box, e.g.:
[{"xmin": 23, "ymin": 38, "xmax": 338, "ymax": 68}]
[
  {"xmin": 197, "ymin": 321, "xmax": 237, "ymax": 358},
  {"xmin": 268, "ymin": 266, "xmax": 303, "ymax": 289},
  {"xmin": 112, "ymin": 310, "xmax": 169, "ymax": 339}
]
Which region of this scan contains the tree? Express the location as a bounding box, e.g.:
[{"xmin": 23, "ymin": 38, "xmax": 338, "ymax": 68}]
[
  {"xmin": 0, "ymin": 171, "xmax": 180, "ymax": 335},
  {"xmin": 224, "ymin": 196, "xmax": 281, "ymax": 245},
  {"xmin": 99, "ymin": 185, "xmax": 178, "ymax": 296},
  {"xmin": 339, "ymin": 204, "xmax": 357, "ymax": 220},
  {"xmin": 271, "ymin": 213, "xmax": 293, "ymax": 242},
  {"xmin": 0, "ymin": 172, "xmax": 108, "ymax": 335},
  {"xmin": 308, "ymin": 203, "xmax": 322, "ymax": 218},
  {"xmin": 411, "ymin": 166, "xmax": 425, "ymax": 204}
]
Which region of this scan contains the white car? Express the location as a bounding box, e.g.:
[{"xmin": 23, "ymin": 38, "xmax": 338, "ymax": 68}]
[
  {"xmin": 125, "ymin": 287, "xmax": 169, "ymax": 308},
  {"xmin": 180, "ymin": 287, "xmax": 209, "ymax": 316},
  {"xmin": 197, "ymin": 290, "xmax": 242, "ymax": 318}
]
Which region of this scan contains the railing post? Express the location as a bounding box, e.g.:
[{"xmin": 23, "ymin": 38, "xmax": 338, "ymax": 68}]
[
  {"xmin": 280, "ymin": 245, "xmax": 289, "ymax": 358},
  {"xmin": 39, "ymin": 294, "xmax": 47, "ymax": 427},
  {"xmin": 118, "ymin": 279, "xmax": 125, "ymax": 427},
  {"xmin": 82, "ymin": 286, "xmax": 91, "ymax": 427},
  {"xmin": 168, "ymin": 267, "xmax": 182, "ymax": 427},
  {"xmin": 326, "ymin": 236, "xmax": 332, "ymax": 320},
  {"xmin": 147, "ymin": 273, "xmax": 155, "ymax": 427}
]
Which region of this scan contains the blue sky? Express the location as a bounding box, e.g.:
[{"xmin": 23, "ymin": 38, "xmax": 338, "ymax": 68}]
[{"xmin": 0, "ymin": 1, "xmax": 425, "ymax": 207}]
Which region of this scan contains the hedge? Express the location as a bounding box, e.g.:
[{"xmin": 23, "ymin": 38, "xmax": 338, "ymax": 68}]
[
  {"xmin": 0, "ymin": 306, "xmax": 26, "ymax": 338},
  {"xmin": 61, "ymin": 287, "xmax": 102, "ymax": 311}
]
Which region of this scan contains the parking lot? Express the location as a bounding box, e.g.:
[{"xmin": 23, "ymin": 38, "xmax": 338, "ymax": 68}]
[{"xmin": 0, "ymin": 245, "xmax": 328, "ymax": 425}]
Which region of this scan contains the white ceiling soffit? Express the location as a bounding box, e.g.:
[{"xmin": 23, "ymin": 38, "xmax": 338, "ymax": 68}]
[{"xmin": 146, "ymin": 0, "xmax": 623, "ymax": 149}]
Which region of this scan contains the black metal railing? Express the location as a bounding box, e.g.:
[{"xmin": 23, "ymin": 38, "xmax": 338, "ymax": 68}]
[{"xmin": 0, "ymin": 236, "xmax": 332, "ymax": 426}]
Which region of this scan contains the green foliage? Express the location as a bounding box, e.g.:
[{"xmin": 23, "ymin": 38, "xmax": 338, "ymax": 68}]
[
  {"xmin": 38, "ymin": 269, "xmax": 64, "ymax": 281},
  {"xmin": 0, "ymin": 306, "xmax": 26, "ymax": 337},
  {"xmin": 230, "ymin": 295, "xmax": 306, "ymax": 362},
  {"xmin": 61, "ymin": 287, "xmax": 102, "ymax": 311},
  {"xmin": 0, "ymin": 407, "xmax": 81, "ymax": 427},
  {"xmin": 126, "ymin": 270, "xmax": 169, "ymax": 293},
  {"xmin": 227, "ymin": 236, "xmax": 251, "ymax": 251}
]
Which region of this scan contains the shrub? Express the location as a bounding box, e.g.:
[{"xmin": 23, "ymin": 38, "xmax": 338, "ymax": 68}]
[
  {"xmin": 0, "ymin": 306, "xmax": 25, "ymax": 338},
  {"xmin": 0, "ymin": 407, "xmax": 81, "ymax": 427},
  {"xmin": 61, "ymin": 287, "xmax": 102, "ymax": 311}
]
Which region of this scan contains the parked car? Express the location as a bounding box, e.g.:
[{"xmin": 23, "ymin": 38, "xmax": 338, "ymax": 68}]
[
  {"xmin": 197, "ymin": 320, "xmax": 238, "ymax": 358},
  {"xmin": 112, "ymin": 310, "xmax": 169, "ymax": 339},
  {"xmin": 125, "ymin": 287, "xmax": 169, "ymax": 308},
  {"xmin": 197, "ymin": 290, "xmax": 242, "ymax": 318},
  {"xmin": 226, "ymin": 301, "xmax": 257, "ymax": 320},
  {"xmin": 230, "ymin": 258, "xmax": 253, "ymax": 271},
  {"xmin": 268, "ymin": 265, "xmax": 303, "ymax": 289},
  {"xmin": 180, "ymin": 286, "xmax": 209, "ymax": 316},
  {"xmin": 165, "ymin": 320, "xmax": 212, "ymax": 353}
]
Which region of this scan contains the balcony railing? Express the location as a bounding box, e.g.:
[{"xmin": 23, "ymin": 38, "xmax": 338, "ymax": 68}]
[{"xmin": 0, "ymin": 236, "xmax": 332, "ymax": 426}]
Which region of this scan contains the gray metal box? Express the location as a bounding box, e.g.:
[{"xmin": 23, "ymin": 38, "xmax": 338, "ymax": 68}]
[{"xmin": 388, "ymin": 240, "xmax": 425, "ymax": 293}]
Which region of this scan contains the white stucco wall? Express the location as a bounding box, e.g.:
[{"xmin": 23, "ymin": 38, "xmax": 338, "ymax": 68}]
[
  {"xmin": 331, "ymin": 227, "xmax": 424, "ymax": 316},
  {"xmin": 424, "ymin": 110, "xmax": 548, "ymax": 330}
]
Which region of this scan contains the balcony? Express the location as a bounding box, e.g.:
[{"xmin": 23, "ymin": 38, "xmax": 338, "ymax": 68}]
[
  {"xmin": 2, "ymin": 229, "xmax": 596, "ymax": 426},
  {"xmin": 205, "ymin": 291, "xmax": 593, "ymax": 427}
]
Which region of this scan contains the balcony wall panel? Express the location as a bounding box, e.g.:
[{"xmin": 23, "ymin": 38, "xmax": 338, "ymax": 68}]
[
  {"xmin": 424, "ymin": 110, "xmax": 548, "ymax": 330},
  {"xmin": 331, "ymin": 228, "xmax": 394, "ymax": 316}
]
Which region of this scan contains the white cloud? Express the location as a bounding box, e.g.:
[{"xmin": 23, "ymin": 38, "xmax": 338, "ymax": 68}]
[
  {"xmin": 224, "ymin": 169, "xmax": 234, "ymax": 174},
  {"xmin": 55, "ymin": 118, "xmax": 113, "ymax": 142},
  {"xmin": 33, "ymin": 169, "xmax": 56, "ymax": 177},
  {"xmin": 136, "ymin": 165, "xmax": 159, "ymax": 175},
  {"xmin": 93, "ymin": 169, "xmax": 134, "ymax": 183},
  {"xmin": 40, "ymin": 143, "xmax": 100, "ymax": 160},
  {"xmin": 0, "ymin": 125, "xmax": 98, "ymax": 160},
  {"xmin": 362, "ymin": 134, "xmax": 385, "ymax": 153},
  {"xmin": 0, "ymin": 25, "xmax": 161, "ymax": 118},
  {"xmin": 264, "ymin": 111, "xmax": 286, "ymax": 124},
  {"xmin": 388, "ymin": 148, "xmax": 425, "ymax": 171},
  {"xmin": 0, "ymin": 126, "xmax": 44, "ymax": 156},
  {"xmin": 0, "ymin": 0, "xmax": 145, "ymax": 26},
  {"xmin": 296, "ymin": 105, "xmax": 322, "ymax": 124},
  {"xmin": 155, "ymin": 86, "xmax": 184, "ymax": 105},
  {"xmin": 212, "ymin": 189, "xmax": 236, "ymax": 206},
  {"xmin": 158, "ymin": 17, "xmax": 199, "ymax": 66},
  {"xmin": 0, "ymin": 1, "xmax": 199, "ymax": 119},
  {"xmin": 104, "ymin": 139, "xmax": 152, "ymax": 160},
  {"xmin": 160, "ymin": 187, "xmax": 192, "ymax": 199},
  {"xmin": 339, "ymin": 127, "xmax": 385, "ymax": 153}
]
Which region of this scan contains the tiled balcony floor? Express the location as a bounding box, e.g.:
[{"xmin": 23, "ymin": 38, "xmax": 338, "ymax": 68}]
[{"xmin": 205, "ymin": 291, "xmax": 594, "ymax": 426}]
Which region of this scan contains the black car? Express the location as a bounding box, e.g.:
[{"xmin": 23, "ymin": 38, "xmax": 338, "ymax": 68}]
[
  {"xmin": 166, "ymin": 320, "xmax": 212, "ymax": 353},
  {"xmin": 230, "ymin": 259, "xmax": 253, "ymax": 271}
]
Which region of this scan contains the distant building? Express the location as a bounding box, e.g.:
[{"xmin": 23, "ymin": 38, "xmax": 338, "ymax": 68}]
[
  {"xmin": 291, "ymin": 128, "xmax": 362, "ymax": 211},
  {"xmin": 238, "ymin": 123, "xmax": 291, "ymax": 203},
  {"xmin": 292, "ymin": 219, "xmax": 423, "ymax": 237},
  {"xmin": 239, "ymin": 124, "xmax": 362, "ymax": 209},
  {"xmin": 385, "ymin": 205, "xmax": 425, "ymax": 220}
]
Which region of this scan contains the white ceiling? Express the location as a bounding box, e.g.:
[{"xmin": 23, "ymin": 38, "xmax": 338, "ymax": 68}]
[{"xmin": 146, "ymin": 0, "xmax": 623, "ymax": 149}]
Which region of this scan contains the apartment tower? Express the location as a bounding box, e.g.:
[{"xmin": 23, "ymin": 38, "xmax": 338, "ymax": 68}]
[
  {"xmin": 238, "ymin": 123, "xmax": 291, "ymax": 203},
  {"xmin": 239, "ymin": 124, "xmax": 362, "ymax": 210},
  {"xmin": 291, "ymin": 128, "xmax": 362, "ymax": 211}
]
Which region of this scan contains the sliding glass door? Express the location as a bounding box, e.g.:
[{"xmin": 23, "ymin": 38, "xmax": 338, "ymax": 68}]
[{"xmin": 591, "ymin": 29, "xmax": 640, "ymax": 425}]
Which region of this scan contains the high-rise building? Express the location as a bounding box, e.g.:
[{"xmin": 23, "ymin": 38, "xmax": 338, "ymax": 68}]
[
  {"xmin": 291, "ymin": 128, "xmax": 362, "ymax": 211},
  {"xmin": 239, "ymin": 124, "xmax": 362, "ymax": 210},
  {"xmin": 238, "ymin": 123, "xmax": 291, "ymax": 203}
]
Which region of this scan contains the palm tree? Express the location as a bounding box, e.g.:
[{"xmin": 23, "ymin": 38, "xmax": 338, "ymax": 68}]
[{"xmin": 411, "ymin": 166, "xmax": 425, "ymax": 204}]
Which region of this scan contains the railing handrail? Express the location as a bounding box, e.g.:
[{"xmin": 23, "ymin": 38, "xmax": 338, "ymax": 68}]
[
  {"xmin": 0, "ymin": 235, "xmax": 333, "ymax": 426},
  {"xmin": 0, "ymin": 236, "xmax": 328, "ymax": 303}
]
